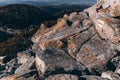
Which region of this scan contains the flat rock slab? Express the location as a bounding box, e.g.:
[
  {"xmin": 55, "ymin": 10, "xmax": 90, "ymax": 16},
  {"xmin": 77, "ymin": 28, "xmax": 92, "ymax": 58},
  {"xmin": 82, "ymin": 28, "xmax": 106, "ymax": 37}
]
[
  {"xmin": 35, "ymin": 48, "xmax": 86, "ymax": 76},
  {"xmin": 76, "ymin": 34, "xmax": 116, "ymax": 73}
]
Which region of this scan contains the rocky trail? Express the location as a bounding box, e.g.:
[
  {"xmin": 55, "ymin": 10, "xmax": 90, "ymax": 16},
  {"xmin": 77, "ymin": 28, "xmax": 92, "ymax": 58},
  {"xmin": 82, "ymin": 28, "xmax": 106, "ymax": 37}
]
[{"xmin": 1, "ymin": 0, "xmax": 120, "ymax": 80}]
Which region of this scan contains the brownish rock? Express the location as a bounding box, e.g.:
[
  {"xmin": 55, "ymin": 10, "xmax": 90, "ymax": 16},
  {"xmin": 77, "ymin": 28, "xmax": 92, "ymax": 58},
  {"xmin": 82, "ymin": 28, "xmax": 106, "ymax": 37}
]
[
  {"xmin": 94, "ymin": 17, "xmax": 120, "ymax": 44},
  {"xmin": 32, "ymin": 19, "xmax": 92, "ymax": 53},
  {"xmin": 35, "ymin": 48, "xmax": 86, "ymax": 76},
  {"xmin": 17, "ymin": 51, "xmax": 32, "ymax": 64},
  {"xmin": 0, "ymin": 74, "xmax": 19, "ymax": 80},
  {"xmin": 15, "ymin": 57, "xmax": 34, "ymax": 76},
  {"xmin": 76, "ymin": 34, "xmax": 116, "ymax": 73},
  {"xmin": 68, "ymin": 26, "xmax": 96, "ymax": 58},
  {"xmin": 110, "ymin": 4, "xmax": 120, "ymax": 17}
]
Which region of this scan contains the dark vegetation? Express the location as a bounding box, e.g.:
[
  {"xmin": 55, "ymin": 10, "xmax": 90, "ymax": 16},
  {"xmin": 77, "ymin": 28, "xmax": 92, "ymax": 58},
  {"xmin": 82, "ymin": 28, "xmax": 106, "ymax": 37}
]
[
  {"xmin": 0, "ymin": 4, "xmax": 56, "ymax": 29},
  {"xmin": 0, "ymin": 4, "xmax": 90, "ymax": 29}
]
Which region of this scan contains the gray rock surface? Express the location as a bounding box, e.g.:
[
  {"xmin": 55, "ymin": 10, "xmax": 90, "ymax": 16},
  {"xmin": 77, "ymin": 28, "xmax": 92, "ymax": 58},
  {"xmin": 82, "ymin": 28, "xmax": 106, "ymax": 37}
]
[
  {"xmin": 80, "ymin": 75, "xmax": 109, "ymax": 80},
  {"xmin": 45, "ymin": 74, "xmax": 79, "ymax": 80},
  {"xmin": 101, "ymin": 71, "xmax": 120, "ymax": 80},
  {"xmin": 35, "ymin": 48, "xmax": 86, "ymax": 76}
]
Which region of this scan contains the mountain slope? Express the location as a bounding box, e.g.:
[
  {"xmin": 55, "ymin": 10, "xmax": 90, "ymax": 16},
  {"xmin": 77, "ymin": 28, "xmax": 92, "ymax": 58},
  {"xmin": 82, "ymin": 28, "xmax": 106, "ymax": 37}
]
[{"xmin": 0, "ymin": 4, "xmax": 56, "ymax": 29}]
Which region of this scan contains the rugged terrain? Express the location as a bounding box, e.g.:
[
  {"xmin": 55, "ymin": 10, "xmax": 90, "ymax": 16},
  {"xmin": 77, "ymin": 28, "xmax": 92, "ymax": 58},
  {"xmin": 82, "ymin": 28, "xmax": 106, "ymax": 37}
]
[{"xmin": 1, "ymin": 0, "xmax": 120, "ymax": 80}]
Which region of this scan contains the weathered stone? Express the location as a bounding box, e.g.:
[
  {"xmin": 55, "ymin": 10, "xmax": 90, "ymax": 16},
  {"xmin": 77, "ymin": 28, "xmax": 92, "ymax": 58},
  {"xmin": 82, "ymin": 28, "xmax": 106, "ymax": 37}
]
[
  {"xmin": 45, "ymin": 74, "xmax": 79, "ymax": 80},
  {"xmin": 78, "ymin": 12, "xmax": 89, "ymax": 21},
  {"xmin": 32, "ymin": 19, "xmax": 93, "ymax": 53},
  {"xmin": 69, "ymin": 12, "xmax": 78, "ymax": 22},
  {"xmin": 31, "ymin": 18, "xmax": 68, "ymax": 52},
  {"xmin": 110, "ymin": 4, "xmax": 120, "ymax": 17},
  {"xmin": 71, "ymin": 20, "xmax": 82, "ymax": 28},
  {"xmin": 84, "ymin": 3, "xmax": 98, "ymax": 19},
  {"xmin": 63, "ymin": 14, "xmax": 69, "ymax": 20},
  {"xmin": 15, "ymin": 57, "xmax": 35, "ymax": 76},
  {"xmin": 17, "ymin": 50, "xmax": 32, "ymax": 64},
  {"xmin": 111, "ymin": 56, "xmax": 120, "ymax": 67},
  {"xmin": 82, "ymin": 19, "xmax": 92, "ymax": 27},
  {"xmin": 68, "ymin": 26, "xmax": 96, "ymax": 58},
  {"xmin": 94, "ymin": 17, "xmax": 120, "ymax": 44},
  {"xmin": 80, "ymin": 75, "xmax": 109, "ymax": 80},
  {"xmin": 0, "ymin": 56, "xmax": 7, "ymax": 65},
  {"xmin": 35, "ymin": 48, "xmax": 86, "ymax": 76},
  {"xmin": 115, "ymin": 65, "xmax": 120, "ymax": 75},
  {"xmin": 17, "ymin": 69, "xmax": 37, "ymax": 80},
  {"xmin": 0, "ymin": 75, "xmax": 19, "ymax": 80},
  {"xmin": 102, "ymin": 0, "xmax": 120, "ymax": 9},
  {"xmin": 40, "ymin": 40, "xmax": 63, "ymax": 50},
  {"xmin": 6, "ymin": 58, "xmax": 17, "ymax": 74},
  {"xmin": 0, "ymin": 72, "xmax": 11, "ymax": 79},
  {"xmin": 76, "ymin": 34, "xmax": 116, "ymax": 73},
  {"xmin": 68, "ymin": 12, "xmax": 89, "ymax": 23},
  {"xmin": 101, "ymin": 71, "xmax": 120, "ymax": 80}
]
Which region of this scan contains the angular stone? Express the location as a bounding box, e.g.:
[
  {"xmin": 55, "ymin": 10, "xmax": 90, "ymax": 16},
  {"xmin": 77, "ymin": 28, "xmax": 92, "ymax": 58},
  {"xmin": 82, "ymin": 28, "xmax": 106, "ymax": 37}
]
[
  {"xmin": 71, "ymin": 20, "xmax": 82, "ymax": 28},
  {"xmin": 0, "ymin": 72, "xmax": 11, "ymax": 79},
  {"xmin": 6, "ymin": 58, "xmax": 17, "ymax": 74},
  {"xmin": 102, "ymin": 0, "xmax": 120, "ymax": 9},
  {"xmin": 80, "ymin": 75, "xmax": 109, "ymax": 80},
  {"xmin": 31, "ymin": 18, "xmax": 68, "ymax": 52},
  {"xmin": 35, "ymin": 48, "xmax": 86, "ymax": 76},
  {"xmin": 68, "ymin": 26, "xmax": 96, "ymax": 58},
  {"xmin": 40, "ymin": 39, "xmax": 63, "ymax": 50},
  {"xmin": 111, "ymin": 56, "xmax": 120, "ymax": 67},
  {"xmin": 101, "ymin": 71, "xmax": 120, "ymax": 80},
  {"xmin": 45, "ymin": 74, "xmax": 79, "ymax": 80},
  {"xmin": 69, "ymin": 12, "xmax": 78, "ymax": 22},
  {"xmin": 68, "ymin": 12, "xmax": 89, "ymax": 23},
  {"xmin": 32, "ymin": 19, "xmax": 92, "ymax": 53},
  {"xmin": 17, "ymin": 51, "xmax": 32, "ymax": 64},
  {"xmin": 76, "ymin": 34, "xmax": 116, "ymax": 73},
  {"xmin": 0, "ymin": 56, "xmax": 7, "ymax": 65},
  {"xmin": 110, "ymin": 4, "xmax": 120, "ymax": 17},
  {"xmin": 78, "ymin": 12, "xmax": 89, "ymax": 21},
  {"xmin": 63, "ymin": 14, "xmax": 69, "ymax": 20},
  {"xmin": 0, "ymin": 74, "xmax": 19, "ymax": 80},
  {"xmin": 82, "ymin": 19, "xmax": 92, "ymax": 27},
  {"xmin": 15, "ymin": 57, "xmax": 35, "ymax": 76},
  {"xmin": 115, "ymin": 65, "xmax": 120, "ymax": 75},
  {"xmin": 94, "ymin": 17, "xmax": 120, "ymax": 44}
]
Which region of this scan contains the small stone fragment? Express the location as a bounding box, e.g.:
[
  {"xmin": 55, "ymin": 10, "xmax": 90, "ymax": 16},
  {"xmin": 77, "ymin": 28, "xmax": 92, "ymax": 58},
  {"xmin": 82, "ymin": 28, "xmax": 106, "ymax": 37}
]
[
  {"xmin": 15, "ymin": 57, "xmax": 35, "ymax": 76},
  {"xmin": 101, "ymin": 71, "xmax": 120, "ymax": 80},
  {"xmin": 17, "ymin": 51, "xmax": 32, "ymax": 64},
  {"xmin": 115, "ymin": 65, "xmax": 120, "ymax": 75}
]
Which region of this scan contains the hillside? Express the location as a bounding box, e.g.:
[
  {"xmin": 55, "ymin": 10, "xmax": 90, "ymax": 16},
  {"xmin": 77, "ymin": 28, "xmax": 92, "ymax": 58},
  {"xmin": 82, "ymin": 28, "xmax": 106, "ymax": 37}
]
[{"xmin": 0, "ymin": 4, "xmax": 55, "ymax": 29}]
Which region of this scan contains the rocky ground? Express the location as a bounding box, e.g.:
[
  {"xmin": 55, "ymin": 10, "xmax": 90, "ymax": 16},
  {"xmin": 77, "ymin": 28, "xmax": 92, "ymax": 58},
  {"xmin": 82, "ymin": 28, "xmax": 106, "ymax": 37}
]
[{"xmin": 1, "ymin": 0, "xmax": 120, "ymax": 80}]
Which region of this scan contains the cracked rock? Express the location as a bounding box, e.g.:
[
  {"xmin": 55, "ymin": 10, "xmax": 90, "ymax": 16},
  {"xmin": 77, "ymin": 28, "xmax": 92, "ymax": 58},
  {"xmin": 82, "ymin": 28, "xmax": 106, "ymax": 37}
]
[{"xmin": 35, "ymin": 48, "xmax": 86, "ymax": 76}]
